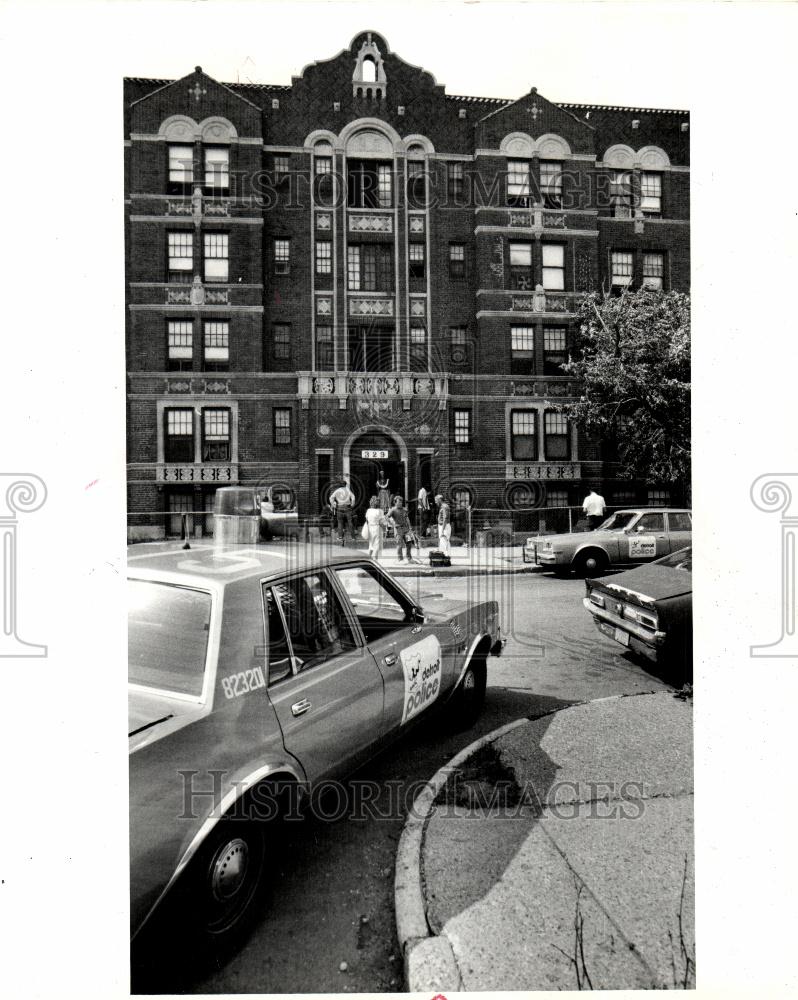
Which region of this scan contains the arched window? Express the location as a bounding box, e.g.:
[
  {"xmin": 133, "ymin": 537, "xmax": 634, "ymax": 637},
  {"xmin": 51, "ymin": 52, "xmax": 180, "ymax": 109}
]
[{"xmin": 361, "ymin": 56, "xmax": 377, "ymax": 83}]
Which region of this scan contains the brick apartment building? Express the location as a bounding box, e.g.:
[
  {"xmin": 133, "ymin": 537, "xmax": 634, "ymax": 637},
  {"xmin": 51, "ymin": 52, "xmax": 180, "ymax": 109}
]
[{"xmin": 125, "ymin": 30, "xmax": 689, "ymax": 540}]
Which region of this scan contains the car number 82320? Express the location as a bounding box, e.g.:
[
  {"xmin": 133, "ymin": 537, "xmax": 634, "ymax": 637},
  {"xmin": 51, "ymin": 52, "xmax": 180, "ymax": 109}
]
[{"xmin": 221, "ymin": 666, "xmax": 267, "ymax": 699}]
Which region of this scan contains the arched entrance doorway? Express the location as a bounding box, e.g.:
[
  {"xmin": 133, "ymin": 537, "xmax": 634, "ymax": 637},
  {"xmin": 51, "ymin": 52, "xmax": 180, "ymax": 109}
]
[{"xmin": 344, "ymin": 427, "xmax": 407, "ymax": 518}]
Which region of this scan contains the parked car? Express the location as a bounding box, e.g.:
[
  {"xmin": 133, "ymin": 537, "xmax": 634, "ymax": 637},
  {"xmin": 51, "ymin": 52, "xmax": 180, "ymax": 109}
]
[
  {"xmin": 523, "ymin": 508, "xmax": 692, "ymax": 575},
  {"xmin": 129, "ymin": 543, "xmax": 503, "ymax": 951},
  {"xmin": 583, "ymin": 545, "xmax": 692, "ymax": 682},
  {"xmin": 258, "ymin": 485, "xmax": 300, "ymax": 538}
]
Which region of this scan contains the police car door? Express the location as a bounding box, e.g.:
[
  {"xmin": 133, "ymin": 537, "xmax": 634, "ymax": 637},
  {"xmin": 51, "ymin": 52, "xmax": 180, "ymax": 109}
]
[
  {"xmin": 264, "ymin": 572, "xmax": 384, "ymax": 784},
  {"xmin": 331, "ymin": 564, "xmax": 445, "ymax": 735}
]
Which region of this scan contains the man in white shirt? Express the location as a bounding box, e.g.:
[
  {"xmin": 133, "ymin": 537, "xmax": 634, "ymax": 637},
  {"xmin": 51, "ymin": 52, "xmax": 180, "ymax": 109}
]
[
  {"xmin": 417, "ymin": 484, "xmax": 430, "ymax": 538},
  {"xmin": 330, "ymin": 479, "xmax": 356, "ymax": 544},
  {"xmin": 582, "ymin": 488, "xmax": 607, "ymax": 530}
]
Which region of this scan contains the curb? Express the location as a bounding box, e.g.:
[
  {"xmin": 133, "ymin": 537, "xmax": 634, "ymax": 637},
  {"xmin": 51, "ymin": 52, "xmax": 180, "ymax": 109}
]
[
  {"xmin": 390, "ymin": 561, "xmax": 545, "ymax": 578},
  {"xmin": 393, "ymin": 715, "xmax": 532, "ymax": 993}
]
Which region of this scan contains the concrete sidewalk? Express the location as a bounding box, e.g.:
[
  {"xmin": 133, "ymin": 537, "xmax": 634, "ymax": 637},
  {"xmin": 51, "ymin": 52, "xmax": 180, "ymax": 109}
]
[
  {"xmin": 395, "ymin": 692, "xmax": 694, "ymax": 991},
  {"xmin": 376, "ymin": 544, "xmax": 538, "ymax": 577}
]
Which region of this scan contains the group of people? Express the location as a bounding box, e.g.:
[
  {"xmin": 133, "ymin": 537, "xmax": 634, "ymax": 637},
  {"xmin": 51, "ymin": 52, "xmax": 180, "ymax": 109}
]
[{"xmin": 328, "ymin": 475, "xmax": 451, "ymax": 563}]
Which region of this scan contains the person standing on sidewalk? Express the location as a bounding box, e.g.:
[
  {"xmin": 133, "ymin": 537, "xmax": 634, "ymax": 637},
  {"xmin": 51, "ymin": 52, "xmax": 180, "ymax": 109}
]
[
  {"xmin": 582, "ymin": 488, "xmax": 607, "ymax": 530},
  {"xmin": 436, "ymin": 493, "xmax": 452, "ymax": 557},
  {"xmin": 388, "ymin": 496, "xmax": 420, "ymax": 564},
  {"xmin": 417, "ymin": 483, "xmax": 430, "ymax": 539},
  {"xmin": 330, "ymin": 478, "xmax": 356, "ymax": 545},
  {"xmin": 363, "ymin": 496, "xmax": 387, "ymax": 561}
]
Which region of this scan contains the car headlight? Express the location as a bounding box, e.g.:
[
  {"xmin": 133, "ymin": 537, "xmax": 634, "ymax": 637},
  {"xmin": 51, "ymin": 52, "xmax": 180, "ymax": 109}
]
[
  {"xmin": 623, "ymin": 605, "xmax": 658, "ymax": 630},
  {"xmin": 588, "ymin": 592, "xmax": 605, "ymax": 609}
]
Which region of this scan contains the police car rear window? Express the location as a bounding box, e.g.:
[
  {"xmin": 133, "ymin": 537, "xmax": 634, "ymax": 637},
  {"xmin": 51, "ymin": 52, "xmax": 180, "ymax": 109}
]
[{"xmin": 128, "ymin": 581, "xmax": 211, "ymax": 697}]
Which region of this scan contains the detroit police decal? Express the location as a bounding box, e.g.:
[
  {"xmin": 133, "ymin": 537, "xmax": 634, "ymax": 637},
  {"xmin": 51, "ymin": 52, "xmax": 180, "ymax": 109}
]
[{"xmin": 400, "ymin": 635, "xmax": 442, "ymax": 724}]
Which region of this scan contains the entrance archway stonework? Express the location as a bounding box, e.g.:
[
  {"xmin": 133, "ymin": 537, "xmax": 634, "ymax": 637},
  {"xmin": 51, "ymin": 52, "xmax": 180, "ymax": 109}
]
[{"xmin": 343, "ymin": 424, "xmax": 409, "ymax": 502}]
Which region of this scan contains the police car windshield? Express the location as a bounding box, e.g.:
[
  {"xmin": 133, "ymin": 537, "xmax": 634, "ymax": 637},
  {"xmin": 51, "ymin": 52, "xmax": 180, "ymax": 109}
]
[
  {"xmin": 597, "ymin": 512, "xmax": 636, "ymax": 531},
  {"xmin": 128, "ymin": 580, "xmax": 211, "ymax": 697}
]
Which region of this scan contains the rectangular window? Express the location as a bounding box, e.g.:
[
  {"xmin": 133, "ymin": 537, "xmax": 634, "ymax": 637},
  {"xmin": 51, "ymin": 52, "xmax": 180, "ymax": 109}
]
[
  {"xmin": 203, "ymin": 232, "xmax": 229, "ymax": 282},
  {"xmin": 167, "ymin": 319, "xmax": 193, "ymax": 371},
  {"xmin": 511, "ymin": 324, "xmax": 534, "ymax": 375},
  {"xmin": 167, "ymin": 231, "xmax": 193, "ymax": 283},
  {"xmin": 610, "ymin": 170, "xmax": 633, "ymax": 217},
  {"xmin": 540, "ymin": 161, "xmax": 563, "ymax": 209},
  {"xmin": 447, "ymin": 162, "xmax": 464, "ymax": 201},
  {"xmin": 449, "ymin": 326, "xmax": 468, "ymax": 363},
  {"xmin": 377, "ymin": 164, "xmax": 392, "ymax": 208},
  {"xmin": 507, "ymin": 159, "xmax": 531, "ymax": 206},
  {"xmin": 641, "ymin": 172, "xmax": 662, "ymax": 217},
  {"xmin": 315, "ymin": 240, "xmax": 332, "ymax": 275},
  {"xmin": 273, "ymin": 323, "xmax": 291, "ymax": 360},
  {"xmin": 407, "ymin": 160, "xmax": 427, "ymax": 208},
  {"xmin": 509, "ymin": 242, "xmax": 533, "ymax": 290},
  {"xmin": 273, "ymin": 154, "xmax": 290, "ymax": 180},
  {"xmin": 348, "ymin": 326, "xmax": 394, "ymax": 372},
  {"xmin": 611, "ymin": 250, "xmax": 634, "ymax": 288},
  {"xmin": 314, "ymin": 155, "xmax": 334, "ymax": 205},
  {"xmin": 546, "ymin": 489, "xmax": 569, "ymax": 508},
  {"xmin": 541, "ymin": 244, "xmax": 565, "ymax": 290},
  {"xmin": 273, "ymin": 407, "xmax": 292, "ymax": 446},
  {"xmin": 669, "ymin": 512, "xmax": 692, "ymax": 531},
  {"xmin": 511, "ymin": 325, "xmax": 535, "ymax": 354},
  {"xmin": 642, "ymin": 252, "xmax": 664, "ymax": 289},
  {"xmin": 544, "ymin": 411, "xmax": 570, "ymax": 459},
  {"xmin": 511, "ymin": 410, "xmax": 537, "ymax": 460},
  {"xmin": 203, "ymin": 320, "xmax": 229, "ymax": 370},
  {"xmin": 202, "ymin": 408, "xmax": 230, "ymax": 461},
  {"xmin": 165, "ymin": 408, "xmax": 194, "ymax": 462},
  {"xmin": 274, "ymin": 238, "xmax": 290, "ymax": 274},
  {"xmin": 347, "ymin": 160, "xmax": 393, "ymax": 208},
  {"xmin": 449, "ymin": 243, "xmax": 465, "ymax": 279},
  {"xmin": 647, "ymin": 489, "xmax": 671, "ymax": 507},
  {"xmin": 347, "ymin": 245, "xmax": 393, "ymax": 291},
  {"xmin": 315, "ymin": 324, "xmax": 334, "ymax": 371},
  {"xmin": 453, "ymin": 409, "xmax": 471, "ymax": 445},
  {"xmin": 543, "ymin": 326, "xmax": 568, "ymax": 375},
  {"xmin": 410, "ymin": 325, "xmax": 427, "ymax": 370},
  {"xmin": 168, "ymin": 145, "xmax": 193, "ymax": 191},
  {"xmin": 347, "ymin": 245, "xmax": 361, "ymax": 291},
  {"xmin": 408, "ymin": 242, "xmax": 425, "ymax": 280},
  {"xmin": 204, "ymin": 147, "xmax": 229, "ymax": 191}
]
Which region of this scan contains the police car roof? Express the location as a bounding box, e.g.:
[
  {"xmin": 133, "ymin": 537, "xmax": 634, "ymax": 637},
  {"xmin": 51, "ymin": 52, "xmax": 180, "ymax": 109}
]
[{"xmin": 127, "ymin": 541, "xmax": 364, "ymax": 585}]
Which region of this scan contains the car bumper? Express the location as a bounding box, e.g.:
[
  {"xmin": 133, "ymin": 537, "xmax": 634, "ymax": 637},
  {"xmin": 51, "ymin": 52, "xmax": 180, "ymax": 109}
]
[
  {"xmin": 583, "ymin": 598, "xmax": 667, "ymax": 661},
  {"xmin": 522, "ymin": 544, "xmax": 562, "ymax": 565}
]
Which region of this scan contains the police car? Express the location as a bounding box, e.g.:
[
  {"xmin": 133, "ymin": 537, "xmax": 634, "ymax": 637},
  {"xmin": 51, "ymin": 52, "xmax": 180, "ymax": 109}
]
[{"xmin": 129, "ymin": 541, "xmax": 503, "ymax": 952}]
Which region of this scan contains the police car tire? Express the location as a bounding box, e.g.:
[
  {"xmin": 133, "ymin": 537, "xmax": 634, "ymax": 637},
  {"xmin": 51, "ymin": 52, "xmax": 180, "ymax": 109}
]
[
  {"xmin": 573, "ymin": 550, "xmax": 608, "ymax": 577},
  {"xmin": 185, "ymin": 819, "xmax": 267, "ymax": 949},
  {"xmin": 452, "ymin": 656, "xmax": 487, "ymax": 728}
]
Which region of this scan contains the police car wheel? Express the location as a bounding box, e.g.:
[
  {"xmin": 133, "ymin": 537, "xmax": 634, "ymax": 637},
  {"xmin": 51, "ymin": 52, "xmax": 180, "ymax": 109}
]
[
  {"xmin": 453, "ymin": 656, "xmax": 486, "ymax": 728},
  {"xmin": 188, "ymin": 820, "xmax": 267, "ymax": 947},
  {"xmin": 573, "ymin": 550, "xmax": 608, "ymax": 577}
]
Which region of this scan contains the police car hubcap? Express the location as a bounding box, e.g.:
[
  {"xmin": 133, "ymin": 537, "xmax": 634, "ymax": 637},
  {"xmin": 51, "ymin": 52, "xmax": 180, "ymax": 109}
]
[{"xmin": 210, "ymin": 838, "xmax": 249, "ymax": 901}]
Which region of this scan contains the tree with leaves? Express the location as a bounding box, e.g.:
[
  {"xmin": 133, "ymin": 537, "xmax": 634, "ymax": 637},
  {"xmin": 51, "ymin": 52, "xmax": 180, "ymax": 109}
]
[{"xmin": 563, "ymin": 288, "xmax": 691, "ymax": 498}]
